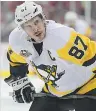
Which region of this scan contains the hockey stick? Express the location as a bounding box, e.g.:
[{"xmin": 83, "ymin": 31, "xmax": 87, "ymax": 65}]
[
  {"xmin": 33, "ymin": 93, "xmax": 96, "ymax": 99},
  {"xmin": 9, "ymin": 92, "xmax": 96, "ymax": 99}
]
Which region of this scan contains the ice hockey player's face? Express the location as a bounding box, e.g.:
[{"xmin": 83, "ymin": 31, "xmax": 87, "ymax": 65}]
[{"xmin": 23, "ymin": 16, "xmax": 46, "ymax": 42}]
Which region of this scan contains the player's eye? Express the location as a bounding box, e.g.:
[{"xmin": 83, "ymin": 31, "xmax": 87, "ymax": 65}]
[
  {"xmin": 34, "ymin": 20, "xmax": 39, "ymax": 25},
  {"xmin": 26, "ymin": 25, "xmax": 32, "ymax": 28}
]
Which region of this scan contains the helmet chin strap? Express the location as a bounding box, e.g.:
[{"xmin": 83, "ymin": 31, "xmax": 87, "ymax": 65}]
[
  {"xmin": 31, "ymin": 38, "xmax": 43, "ymax": 44},
  {"xmin": 26, "ymin": 35, "xmax": 44, "ymax": 44},
  {"xmin": 28, "ymin": 36, "xmax": 45, "ymax": 44}
]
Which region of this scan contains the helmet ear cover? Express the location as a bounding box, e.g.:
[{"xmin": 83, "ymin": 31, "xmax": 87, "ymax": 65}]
[{"xmin": 15, "ymin": 2, "xmax": 44, "ymax": 26}]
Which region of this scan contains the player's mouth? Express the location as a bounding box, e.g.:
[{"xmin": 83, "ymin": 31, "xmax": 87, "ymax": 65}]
[{"xmin": 35, "ymin": 32, "xmax": 42, "ymax": 37}]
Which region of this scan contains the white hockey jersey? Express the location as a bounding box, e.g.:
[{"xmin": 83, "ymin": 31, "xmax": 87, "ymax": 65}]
[{"xmin": 9, "ymin": 20, "xmax": 96, "ymax": 97}]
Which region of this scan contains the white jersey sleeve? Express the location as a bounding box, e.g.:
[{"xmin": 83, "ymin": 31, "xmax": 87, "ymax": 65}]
[{"xmin": 9, "ymin": 27, "xmax": 39, "ymax": 60}]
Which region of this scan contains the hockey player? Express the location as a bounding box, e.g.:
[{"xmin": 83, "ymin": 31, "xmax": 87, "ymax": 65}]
[
  {"xmin": 4, "ymin": 2, "xmax": 96, "ymax": 111},
  {"xmin": 64, "ymin": 11, "xmax": 92, "ymax": 38}
]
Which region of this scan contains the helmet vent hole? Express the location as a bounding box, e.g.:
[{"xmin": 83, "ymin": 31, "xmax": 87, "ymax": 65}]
[
  {"xmin": 21, "ymin": 9, "xmax": 24, "ymax": 12},
  {"xmin": 17, "ymin": 19, "xmax": 23, "ymax": 22},
  {"xmin": 25, "ymin": 6, "xmax": 27, "ymax": 10},
  {"xmin": 33, "ymin": 8, "xmax": 38, "ymax": 14}
]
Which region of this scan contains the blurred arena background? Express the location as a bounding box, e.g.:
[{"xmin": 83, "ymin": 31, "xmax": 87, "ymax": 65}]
[{"xmin": 1, "ymin": 1, "xmax": 96, "ymax": 42}]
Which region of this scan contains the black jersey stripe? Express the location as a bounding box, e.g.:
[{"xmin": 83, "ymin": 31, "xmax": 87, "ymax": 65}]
[{"xmin": 83, "ymin": 55, "xmax": 96, "ymax": 66}]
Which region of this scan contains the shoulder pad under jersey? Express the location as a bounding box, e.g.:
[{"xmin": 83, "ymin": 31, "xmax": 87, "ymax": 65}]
[{"xmin": 9, "ymin": 27, "xmax": 39, "ymax": 59}]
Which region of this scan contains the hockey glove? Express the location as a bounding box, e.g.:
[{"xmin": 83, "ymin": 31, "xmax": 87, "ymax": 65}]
[{"xmin": 4, "ymin": 75, "xmax": 35, "ymax": 103}]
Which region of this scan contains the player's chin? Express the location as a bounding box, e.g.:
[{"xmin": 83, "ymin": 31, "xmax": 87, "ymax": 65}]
[
  {"xmin": 39, "ymin": 34, "xmax": 45, "ymax": 40},
  {"xmin": 36, "ymin": 36, "xmax": 44, "ymax": 43}
]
